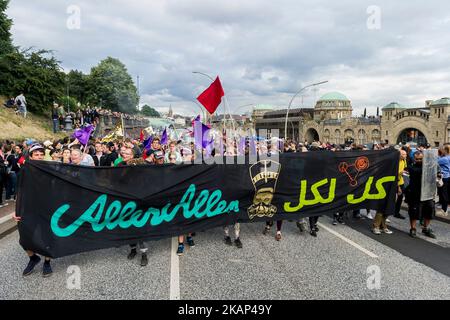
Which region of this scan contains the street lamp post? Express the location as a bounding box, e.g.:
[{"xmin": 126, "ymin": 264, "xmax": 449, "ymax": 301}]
[
  {"xmin": 64, "ymin": 76, "xmax": 73, "ymax": 131},
  {"xmin": 284, "ymin": 81, "xmax": 328, "ymax": 140}
]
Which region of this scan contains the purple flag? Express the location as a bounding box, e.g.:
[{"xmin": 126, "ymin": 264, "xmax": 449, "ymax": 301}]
[
  {"xmin": 205, "ymin": 140, "xmax": 214, "ymax": 158},
  {"xmin": 143, "ymin": 136, "xmax": 153, "ymax": 150},
  {"xmin": 194, "ymin": 120, "xmax": 213, "ymax": 150},
  {"xmin": 73, "ymin": 125, "xmax": 94, "ymax": 146},
  {"xmin": 161, "ymin": 128, "xmax": 168, "ymax": 145}
]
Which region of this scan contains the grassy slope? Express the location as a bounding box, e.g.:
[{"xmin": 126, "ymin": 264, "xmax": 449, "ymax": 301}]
[{"xmin": 0, "ymin": 97, "xmax": 66, "ymax": 141}]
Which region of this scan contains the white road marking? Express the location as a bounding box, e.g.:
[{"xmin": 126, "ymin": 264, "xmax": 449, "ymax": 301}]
[
  {"xmin": 0, "ymin": 213, "xmax": 14, "ymax": 225},
  {"xmin": 317, "ymin": 222, "xmax": 379, "ymax": 258},
  {"xmin": 169, "ymin": 237, "xmax": 180, "ymax": 300}
]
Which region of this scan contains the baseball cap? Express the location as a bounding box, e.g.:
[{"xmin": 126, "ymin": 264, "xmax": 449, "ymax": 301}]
[
  {"xmin": 29, "ymin": 144, "xmax": 45, "ymax": 154},
  {"xmin": 154, "ymin": 150, "xmax": 165, "ymax": 159}
]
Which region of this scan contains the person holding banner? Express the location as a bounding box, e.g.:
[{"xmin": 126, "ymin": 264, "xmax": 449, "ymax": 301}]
[
  {"xmin": 394, "ymin": 149, "xmax": 408, "ymax": 219},
  {"xmin": 13, "ymin": 144, "xmax": 53, "ymax": 277},
  {"xmin": 405, "ymin": 151, "xmax": 437, "ymax": 239},
  {"xmin": 263, "ymin": 221, "xmax": 283, "ymax": 241},
  {"xmin": 223, "ymin": 224, "xmax": 242, "ymax": 248},
  {"xmin": 165, "ymin": 141, "xmax": 182, "ymax": 163},
  {"xmin": 116, "ymin": 147, "xmax": 149, "ymax": 266},
  {"xmin": 70, "ymin": 147, "xmax": 94, "ymax": 167}
]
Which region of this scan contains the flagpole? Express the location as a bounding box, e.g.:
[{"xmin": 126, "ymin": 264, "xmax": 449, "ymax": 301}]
[
  {"xmin": 121, "ymin": 114, "xmax": 125, "ymax": 139},
  {"xmin": 192, "ymin": 71, "xmax": 237, "ymax": 135}
]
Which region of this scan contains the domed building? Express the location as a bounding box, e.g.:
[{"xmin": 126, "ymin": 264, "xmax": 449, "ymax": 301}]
[
  {"xmin": 254, "ymin": 92, "xmax": 450, "ymax": 146},
  {"xmin": 381, "ymin": 97, "xmax": 450, "ymax": 146},
  {"xmin": 254, "ymin": 91, "xmax": 381, "ymax": 145},
  {"xmin": 314, "ymin": 92, "xmax": 353, "ymax": 121}
]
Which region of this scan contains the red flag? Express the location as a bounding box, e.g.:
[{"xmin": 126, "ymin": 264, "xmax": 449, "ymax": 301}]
[
  {"xmin": 139, "ymin": 129, "xmax": 144, "ymax": 142},
  {"xmin": 197, "ymin": 76, "xmax": 225, "ymax": 114}
]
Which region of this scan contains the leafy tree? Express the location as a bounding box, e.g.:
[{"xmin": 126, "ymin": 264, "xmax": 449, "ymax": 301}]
[
  {"xmin": 87, "ymin": 57, "xmax": 139, "ymax": 114},
  {"xmin": 0, "ymin": 49, "xmax": 65, "ymax": 114},
  {"xmin": 0, "ymin": 0, "xmax": 14, "ymax": 55},
  {"xmin": 141, "ymin": 104, "xmax": 160, "ymax": 117},
  {"xmin": 58, "ymin": 95, "xmax": 79, "ymax": 112},
  {"xmin": 66, "ymin": 70, "xmax": 89, "ymax": 106}
]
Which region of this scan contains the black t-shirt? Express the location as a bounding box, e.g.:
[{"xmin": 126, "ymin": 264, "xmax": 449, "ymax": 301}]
[
  {"xmin": 406, "ymin": 164, "xmax": 422, "ymax": 203},
  {"xmin": 93, "ymin": 154, "xmax": 103, "ymax": 167},
  {"xmin": 102, "ymin": 151, "xmax": 118, "ymax": 167}
]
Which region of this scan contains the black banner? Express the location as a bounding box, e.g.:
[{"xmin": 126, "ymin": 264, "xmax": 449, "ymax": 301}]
[{"xmin": 17, "ymin": 149, "xmax": 398, "ymax": 258}]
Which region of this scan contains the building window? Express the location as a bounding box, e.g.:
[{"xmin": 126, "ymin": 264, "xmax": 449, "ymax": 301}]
[
  {"xmin": 437, "ymin": 131, "xmax": 439, "ymax": 137},
  {"xmin": 386, "ymin": 130, "xmax": 388, "ymax": 136}
]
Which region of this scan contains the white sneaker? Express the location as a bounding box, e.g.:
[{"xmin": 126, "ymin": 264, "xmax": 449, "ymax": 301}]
[
  {"xmin": 382, "ymin": 228, "xmax": 393, "ymax": 234},
  {"xmin": 372, "ymin": 228, "xmax": 381, "ymax": 235},
  {"xmin": 0, "ymin": 203, "xmax": 9, "ymax": 208},
  {"xmin": 367, "ymin": 212, "xmax": 374, "ymax": 220},
  {"xmin": 436, "ymin": 208, "xmax": 449, "ymax": 217},
  {"xmin": 385, "ymin": 218, "xmax": 391, "ymax": 223}
]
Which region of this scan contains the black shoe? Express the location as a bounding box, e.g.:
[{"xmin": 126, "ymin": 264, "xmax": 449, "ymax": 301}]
[
  {"xmin": 314, "ymin": 225, "xmax": 319, "ymax": 232},
  {"xmin": 262, "ymin": 226, "xmax": 270, "ymax": 235},
  {"xmin": 176, "ymin": 243, "xmax": 184, "ymax": 256},
  {"xmin": 310, "ymin": 230, "xmax": 317, "ymax": 237},
  {"xmin": 422, "ymin": 228, "xmax": 436, "ymax": 239},
  {"xmin": 332, "ymin": 218, "xmax": 338, "ymax": 225},
  {"xmin": 338, "ymin": 217, "xmax": 345, "ymax": 225},
  {"xmin": 140, "ymin": 254, "xmax": 148, "ymax": 267},
  {"xmin": 224, "ymin": 236, "xmax": 232, "ymax": 246},
  {"xmin": 42, "ymin": 260, "xmax": 52, "ymax": 277},
  {"xmin": 394, "ymin": 214, "xmax": 406, "ymax": 220},
  {"xmin": 234, "ymin": 238, "xmax": 243, "ymax": 248},
  {"xmin": 409, "ymin": 229, "xmax": 417, "ymax": 238},
  {"xmin": 23, "ymin": 255, "xmax": 41, "ymax": 276},
  {"xmin": 127, "ymin": 248, "xmax": 137, "ymax": 260},
  {"xmin": 187, "ymin": 237, "xmax": 195, "ymax": 247}
]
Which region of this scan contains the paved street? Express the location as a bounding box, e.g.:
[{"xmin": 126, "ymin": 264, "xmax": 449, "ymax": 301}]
[{"xmin": 0, "ymin": 210, "xmax": 449, "ymax": 300}]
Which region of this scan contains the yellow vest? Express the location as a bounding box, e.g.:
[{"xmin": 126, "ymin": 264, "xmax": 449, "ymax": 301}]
[{"xmin": 398, "ymin": 159, "xmax": 407, "ymax": 186}]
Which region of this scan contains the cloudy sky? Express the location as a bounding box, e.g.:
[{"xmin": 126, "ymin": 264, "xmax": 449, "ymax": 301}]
[{"xmin": 7, "ymin": 0, "xmax": 450, "ymax": 116}]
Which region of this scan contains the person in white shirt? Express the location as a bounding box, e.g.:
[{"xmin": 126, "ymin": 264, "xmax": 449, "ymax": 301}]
[
  {"xmin": 15, "ymin": 93, "xmax": 27, "ymax": 118},
  {"xmin": 70, "ymin": 148, "xmax": 95, "ymax": 166}
]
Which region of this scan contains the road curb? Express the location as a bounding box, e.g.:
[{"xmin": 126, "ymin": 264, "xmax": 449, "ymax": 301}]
[
  {"xmin": 0, "ymin": 218, "xmax": 17, "ymax": 239},
  {"xmin": 401, "ymin": 204, "xmax": 450, "ymax": 224}
]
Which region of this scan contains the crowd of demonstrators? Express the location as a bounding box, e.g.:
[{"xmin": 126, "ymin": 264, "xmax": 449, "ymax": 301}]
[
  {"xmin": 2, "ymin": 93, "xmax": 27, "ymax": 118},
  {"xmin": 0, "ymin": 141, "xmax": 26, "ymax": 208},
  {"xmin": 51, "ymin": 103, "xmax": 101, "ymax": 133},
  {"xmin": 96, "ymin": 108, "xmax": 146, "ymax": 121},
  {"xmin": 49, "ymin": 104, "xmax": 148, "ymax": 134},
  {"xmin": 3, "ymin": 130, "xmax": 444, "ymax": 278}
]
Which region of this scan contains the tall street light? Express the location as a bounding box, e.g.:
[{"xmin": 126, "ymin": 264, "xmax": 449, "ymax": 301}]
[
  {"xmin": 64, "ymin": 72, "xmax": 73, "ymax": 131},
  {"xmin": 284, "ymin": 80, "xmax": 328, "ymax": 140}
]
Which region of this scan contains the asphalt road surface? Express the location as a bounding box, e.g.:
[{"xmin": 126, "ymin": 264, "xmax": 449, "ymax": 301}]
[{"xmin": 0, "ymin": 211, "xmax": 449, "ymax": 300}]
